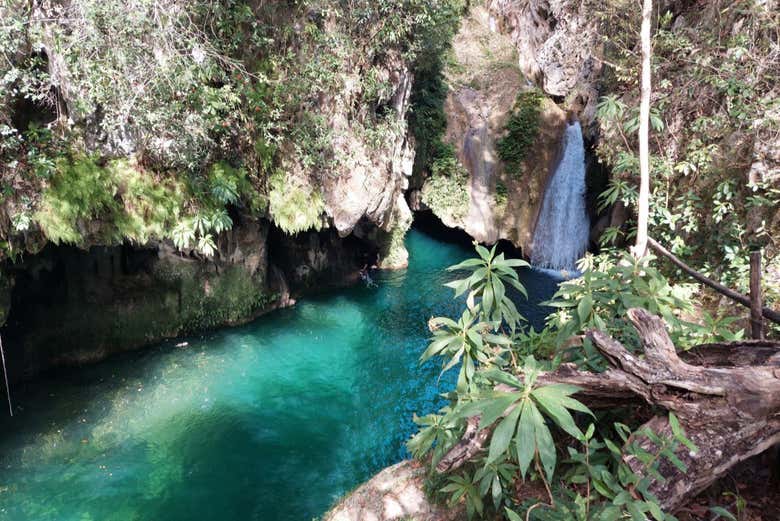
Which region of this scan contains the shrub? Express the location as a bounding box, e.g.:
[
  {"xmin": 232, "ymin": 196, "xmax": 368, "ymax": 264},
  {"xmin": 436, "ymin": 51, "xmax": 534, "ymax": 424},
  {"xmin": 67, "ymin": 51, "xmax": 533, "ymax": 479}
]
[
  {"xmin": 268, "ymin": 171, "xmax": 325, "ymax": 235},
  {"xmin": 35, "ymin": 156, "xmax": 121, "ymax": 244},
  {"xmin": 496, "ymin": 91, "xmax": 543, "ymax": 179},
  {"xmin": 422, "ymin": 167, "xmax": 470, "ymax": 223}
]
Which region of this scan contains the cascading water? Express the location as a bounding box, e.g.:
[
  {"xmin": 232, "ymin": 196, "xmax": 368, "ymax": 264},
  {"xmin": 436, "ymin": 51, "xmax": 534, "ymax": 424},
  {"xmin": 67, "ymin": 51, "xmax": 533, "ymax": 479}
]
[{"xmin": 530, "ymin": 121, "xmax": 591, "ymax": 271}]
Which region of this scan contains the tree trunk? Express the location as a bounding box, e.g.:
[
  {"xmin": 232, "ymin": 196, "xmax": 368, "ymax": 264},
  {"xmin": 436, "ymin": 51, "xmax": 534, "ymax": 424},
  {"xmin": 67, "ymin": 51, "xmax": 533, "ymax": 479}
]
[
  {"xmin": 633, "ymin": 0, "xmax": 653, "ymax": 258},
  {"xmin": 436, "ymin": 308, "xmax": 780, "ymax": 512}
]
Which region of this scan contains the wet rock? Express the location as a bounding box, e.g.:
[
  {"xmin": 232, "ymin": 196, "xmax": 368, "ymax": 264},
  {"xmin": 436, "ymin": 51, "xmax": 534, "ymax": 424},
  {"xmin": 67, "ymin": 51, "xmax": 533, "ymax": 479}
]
[{"xmin": 1, "ymin": 218, "xmax": 282, "ymax": 381}]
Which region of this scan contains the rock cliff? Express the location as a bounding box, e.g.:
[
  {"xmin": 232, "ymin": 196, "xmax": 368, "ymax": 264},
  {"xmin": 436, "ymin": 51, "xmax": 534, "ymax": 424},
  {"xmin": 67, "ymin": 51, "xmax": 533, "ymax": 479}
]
[
  {"xmin": 414, "ymin": 5, "xmax": 569, "ymax": 255},
  {"xmin": 0, "ymin": 1, "xmax": 434, "ymax": 376},
  {"xmin": 488, "ymin": 0, "xmax": 603, "ymax": 131}
]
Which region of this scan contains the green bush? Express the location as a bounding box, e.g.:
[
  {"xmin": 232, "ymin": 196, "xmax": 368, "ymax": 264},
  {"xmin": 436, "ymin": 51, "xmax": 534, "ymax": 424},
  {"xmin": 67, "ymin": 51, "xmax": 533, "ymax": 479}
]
[
  {"xmin": 496, "ymin": 91, "xmax": 543, "ymax": 179},
  {"xmin": 495, "ymin": 179, "xmax": 509, "ymax": 207},
  {"xmin": 268, "ymin": 171, "xmax": 325, "ymax": 235},
  {"xmin": 409, "ymin": 246, "xmax": 739, "ymax": 520},
  {"xmin": 421, "ymin": 167, "xmax": 470, "ymax": 223},
  {"xmin": 35, "ymin": 156, "xmax": 122, "ymax": 244}
]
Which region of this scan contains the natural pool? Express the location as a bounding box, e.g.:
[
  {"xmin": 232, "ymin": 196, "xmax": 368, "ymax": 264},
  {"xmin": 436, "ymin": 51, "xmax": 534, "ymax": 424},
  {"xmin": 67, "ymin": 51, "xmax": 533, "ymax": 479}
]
[{"xmin": 0, "ymin": 229, "xmax": 561, "ymax": 521}]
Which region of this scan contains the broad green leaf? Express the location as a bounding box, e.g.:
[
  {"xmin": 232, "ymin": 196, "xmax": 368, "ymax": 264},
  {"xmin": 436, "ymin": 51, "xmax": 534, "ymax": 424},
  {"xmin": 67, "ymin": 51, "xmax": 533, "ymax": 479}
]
[
  {"xmin": 505, "ymin": 508, "xmax": 523, "ymax": 521},
  {"xmin": 447, "ymin": 258, "xmax": 484, "ymax": 271},
  {"xmin": 429, "ymin": 316, "xmax": 459, "ymax": 329},
  {"xmin": 647, "ymin": 501, "xmax": 664, "ymax": 521},
  {"xmin": 599, "ymin": 506, "xmax": 623, "ymax": 521},
  {"xmin": 708, "ymin": 506, "xmax": 737, "ymax": 521},
  {"xmin": 488, "ymin": 404, "xmax": 521, "ymax": 463},
  {"xmin": 577, "ymin": 294, "xmax": 594, "ymax": 322},
  {"xmin": 482, "ymin": 368, "xmax": 523, "ymax": 388},
  {"xmin": 531, "ymin": 386, "xmax": 583, "ymax": 439},
  {"xmin": 529, "ymin": 401, "xmax": 557, "ymax": 482},
  {"xmin": 475, "ymin": 243, "xmax": 491, "ymax": 261},
  {"xmin": 627, "ymin": 501, "xmax": 647, "ymax": 521},
  {"xmin": 477, "ymin": 394, "xmax": 521, "ymax": 429},
  {"xmin": 502, "ymin": 258, "xmax": 530, "ymax": 268},
  {"xmin": 516, "ymin": 401, "xmax": 535, "ymax": 479},
  {"xmin": 444, "ymin": 278, "xmax": 470, "ymax": 298},
  {"xmin": 483, "ymin": 333, "xmax": 512, "ymax": 345}
]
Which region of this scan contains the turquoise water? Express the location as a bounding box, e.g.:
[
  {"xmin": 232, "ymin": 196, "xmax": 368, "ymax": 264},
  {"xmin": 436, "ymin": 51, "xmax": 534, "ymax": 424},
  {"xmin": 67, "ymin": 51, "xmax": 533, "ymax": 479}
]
[{"xmin": 0, "ymin": 229, "xmax": 560, "ymax": 521}]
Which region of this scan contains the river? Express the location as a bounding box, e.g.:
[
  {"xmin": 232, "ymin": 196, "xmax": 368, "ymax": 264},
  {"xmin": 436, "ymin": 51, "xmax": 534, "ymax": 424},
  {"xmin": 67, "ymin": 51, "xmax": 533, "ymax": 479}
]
[{"xmin": 0, "ymin": 228, "xmax": 561, "ymax": 521}]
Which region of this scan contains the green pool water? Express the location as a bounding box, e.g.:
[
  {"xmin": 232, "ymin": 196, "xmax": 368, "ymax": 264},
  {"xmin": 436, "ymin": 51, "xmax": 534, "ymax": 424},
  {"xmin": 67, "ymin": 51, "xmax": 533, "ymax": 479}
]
[{"xmin": 0, "ymin": 229, "xmax": 561, "ymax": 521}]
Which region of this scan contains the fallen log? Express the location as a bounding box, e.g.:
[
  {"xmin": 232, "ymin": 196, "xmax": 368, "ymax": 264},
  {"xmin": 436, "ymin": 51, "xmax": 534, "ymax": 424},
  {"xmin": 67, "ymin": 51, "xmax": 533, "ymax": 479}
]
[{"xmin": 435, "ymin": 308, "xmax": 780, "ymax": 511}]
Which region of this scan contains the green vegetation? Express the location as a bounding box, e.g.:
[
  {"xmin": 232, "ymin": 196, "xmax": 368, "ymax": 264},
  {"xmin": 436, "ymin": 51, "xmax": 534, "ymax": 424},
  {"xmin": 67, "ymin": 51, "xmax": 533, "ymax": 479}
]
[
  {"xmin": 409, "ymin": 245, "xmax": 737, "ymax": 520},
  {"xmin": 496, "ymin": 91, "xmax": 543, "ymax": 179},
  {"xmin": 0, "ymin": 0, "xmax": 467, "ymax": 256},
  {"xmin": 495, "ymin": 179, "xmax": 509, "ymax": 207},
  {"xmin": 591, "ymin": 0, "xmax": 779, "ymax": 314},
  {"xmin": 268, "ymin": 171, "xmax": 325, "ymax": 235},
  {"xmin": 421, "ymin": 158, "xmax": 470, "ymax": 223},
  {"xmin": 408, "ymin": 1, "xmax": 466, "ymax": 185},
  {"xmin": 35, "ymin": 156, "xmax": 185, "ymax": 246}
]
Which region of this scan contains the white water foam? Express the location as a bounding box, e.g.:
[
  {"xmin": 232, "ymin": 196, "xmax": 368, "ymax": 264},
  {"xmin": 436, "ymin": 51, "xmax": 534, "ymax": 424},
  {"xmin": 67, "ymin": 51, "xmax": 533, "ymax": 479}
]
[{"xmin": 530, "ymin": 121, "xmax": 591, "ymax": 271}]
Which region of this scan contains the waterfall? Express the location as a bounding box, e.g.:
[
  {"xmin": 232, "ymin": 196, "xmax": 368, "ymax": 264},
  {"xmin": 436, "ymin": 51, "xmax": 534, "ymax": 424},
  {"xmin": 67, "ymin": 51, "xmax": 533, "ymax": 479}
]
[{"xmin": 530, "ymin": 121, "xmax": 590, "ymax": 271}]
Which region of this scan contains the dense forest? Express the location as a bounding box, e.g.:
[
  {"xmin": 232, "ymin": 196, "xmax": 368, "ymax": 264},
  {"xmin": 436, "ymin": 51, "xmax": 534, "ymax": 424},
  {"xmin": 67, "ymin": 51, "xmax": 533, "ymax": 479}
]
[{"xmin": 0, "ymin": 1, "xmax": 778, "ymax": 520}]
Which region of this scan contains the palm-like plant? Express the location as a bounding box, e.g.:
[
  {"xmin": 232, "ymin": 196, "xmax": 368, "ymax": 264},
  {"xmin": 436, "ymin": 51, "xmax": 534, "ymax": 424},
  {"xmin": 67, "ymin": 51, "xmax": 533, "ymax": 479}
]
[
  {"xmin": 445, "ymin": 243, "xmax": 529, "ymax": 330},
  {"xmin": 422, "ymin": 310, "xmax": 510, "ymax": 392}
]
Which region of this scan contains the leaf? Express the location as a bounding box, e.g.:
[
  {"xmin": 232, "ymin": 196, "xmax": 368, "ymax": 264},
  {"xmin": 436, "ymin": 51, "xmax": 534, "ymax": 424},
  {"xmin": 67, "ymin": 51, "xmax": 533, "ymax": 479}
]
[
  {"xmin": 598, "ymin": 506, "xmax": 623, "ymax": 521},
  {"xmin": 505, "ymin": 508, "xmax": 523, "ymax": 521},
  {"xmin": 482, "ymin": 368, "xmax": 523, "ymax": 388},
  {"xmin": 477, "ymin": 394, "xmax": 521, "ymax": 429},
  {"xmin": 429, "ymin": 316, "xmax": 459, "ymax": 329},
  {"xmin": 647, "ymin": 500, "xmax": 664, "ymax": 521},
  {"xmin": 475, "ymin": 243, "xmax": 491, "ymax": 261},
  {"xmin": 626, "ymin": 501, "xmax": 647, "ymax": 521},
  {"xmin": 420, "ymin": 336, "xmax": 453, "ymax": 361},
  {"xmin": 482, "ymin": 281, "xmax": 495, "ymax": 317},
  {"xmin": 492, "ymin": 276, "xmax": 506, "ymax": 314},
  {"xmin": 709, "ymin": 506, "xmax": 737, "ymax": 521},
  {"xmin": 531, "ymin": 386, "xmax": 584, "ymax": 439},
  {"xmin": 483, "ymin": 333, "xmax": 512, "ymax": 345},
  {"xmin": 487, "ymin": 404, "xmax": 521, "ymax": 463},
  {"xmin": 444, "ymin": 278, "xmax": 470, "ymax": 298},
  {"xmin": 577, "ymin": 295, "xmax": 593, "ymax": 322},
  {"xmin": 502, "ymin": 258, "xmax": 530, "ymax": 268},
  {"xmin": 491, "ymin": 475, "xmax": 502, "ymax": 508},
  {"xmin": 529, "ymin": 401, "xmax": 557, "ymax": 482},
  {"xmin": 516, "ymin": 401, "xmax": 535, "ymax": 479},
  {"xmin": 447, "ymin": 258, "xmax": 485, "ymax": 271},
  {"xmin": 668, "ymin": 412, "xmax": 698, "ymax": 453}
]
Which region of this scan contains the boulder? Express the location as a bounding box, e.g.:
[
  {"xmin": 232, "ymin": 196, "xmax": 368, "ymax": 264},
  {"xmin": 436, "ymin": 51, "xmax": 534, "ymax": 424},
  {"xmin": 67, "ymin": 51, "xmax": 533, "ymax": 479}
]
[{"xmin": 324, "ymin": 460, "xmax": 465, "ymax": 521}]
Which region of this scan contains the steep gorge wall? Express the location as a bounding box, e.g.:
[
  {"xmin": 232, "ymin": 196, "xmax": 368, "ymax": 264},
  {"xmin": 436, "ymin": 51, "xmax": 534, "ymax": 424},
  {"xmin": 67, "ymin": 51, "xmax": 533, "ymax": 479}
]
[
  {"xmin": 412, "ymin": 5, "xmax": 577, "ymax": 256},
  {"xmin": 0, "ymin": 1, "xmax": 435, "ymax": 378},
  {"xmin": 488, "ymin": 0, "xmax": 603, "ymax": 132}
]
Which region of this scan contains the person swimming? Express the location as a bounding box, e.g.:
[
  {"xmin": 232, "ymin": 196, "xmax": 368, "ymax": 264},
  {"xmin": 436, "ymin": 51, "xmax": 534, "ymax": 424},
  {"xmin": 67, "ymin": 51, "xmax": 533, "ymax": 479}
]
[{"xmin": 359, "ymin": 265, "xmax": 376, "ymax": 288}]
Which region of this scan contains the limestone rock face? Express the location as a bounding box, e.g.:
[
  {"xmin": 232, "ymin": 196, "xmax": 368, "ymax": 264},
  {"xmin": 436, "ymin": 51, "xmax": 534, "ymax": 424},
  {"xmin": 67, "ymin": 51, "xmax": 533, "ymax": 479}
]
[
  {"xmin": 321, "ymin": 54, "xmax": 415, "ymax": 237},
  {"xmin": 423, "ymin": 5, "xmax": 568, "ymax": 254},
  {"xmin": 319, "ymin": 53, "xmax": 415, "ymax": 268},
  {"xmin": 489, "ymin": 0, "xmax": 603, "ymax": 129},
  {"xmin": 274, "ymin": 50, "xmax": 415, "ymax": 268},
  {"xmin": 324, "ymin": 460, "xmax": 465, "ymax": 521},
  {"xmin": 2, "ymin": 218, "xmax": 285, "ymax": 381}
]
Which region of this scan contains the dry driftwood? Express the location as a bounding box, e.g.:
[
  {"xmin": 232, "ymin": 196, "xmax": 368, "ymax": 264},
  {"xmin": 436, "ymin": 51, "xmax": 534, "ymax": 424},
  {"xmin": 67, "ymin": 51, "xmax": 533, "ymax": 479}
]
[{"xmin": 436, "ymin": 308, "xmax": 780, "ymax": 511}]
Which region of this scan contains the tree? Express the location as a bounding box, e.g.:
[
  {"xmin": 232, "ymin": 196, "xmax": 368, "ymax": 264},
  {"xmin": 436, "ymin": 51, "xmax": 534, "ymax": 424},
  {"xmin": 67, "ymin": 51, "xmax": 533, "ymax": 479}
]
[{"xmin": 632, "ymin": 0, "xmax": 652, "ymax": 258}]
